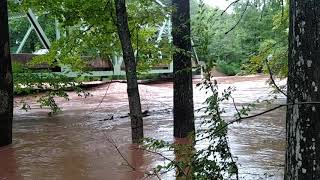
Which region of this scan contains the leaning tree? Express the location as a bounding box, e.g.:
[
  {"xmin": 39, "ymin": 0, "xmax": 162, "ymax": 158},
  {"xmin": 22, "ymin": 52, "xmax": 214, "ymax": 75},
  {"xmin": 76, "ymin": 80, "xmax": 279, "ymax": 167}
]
[
  {"xmin": 0, "ymin": 0, "xmax": 13, "ymax": 147},
  {"xmin": 285, "ymin": 0, "xmax": 320, "ymax": 179},
  {"xmin": 115, "ymin": 0, "xmax": 143, "ymax": 143}
]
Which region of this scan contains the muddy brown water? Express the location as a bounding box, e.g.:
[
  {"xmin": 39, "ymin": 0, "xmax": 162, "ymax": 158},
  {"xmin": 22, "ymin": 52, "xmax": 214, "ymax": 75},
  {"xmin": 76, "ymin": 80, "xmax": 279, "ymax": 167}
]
[{"xmin": 0, "ymin": 75, "xmax": 286, "ymax": 180}]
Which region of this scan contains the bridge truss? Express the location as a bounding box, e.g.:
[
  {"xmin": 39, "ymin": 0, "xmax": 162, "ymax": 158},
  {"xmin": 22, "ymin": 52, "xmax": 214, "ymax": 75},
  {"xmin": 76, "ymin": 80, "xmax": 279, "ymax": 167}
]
[{"xmin": 10, "ymin": 0, "xmax": 203, "ymax": 78}]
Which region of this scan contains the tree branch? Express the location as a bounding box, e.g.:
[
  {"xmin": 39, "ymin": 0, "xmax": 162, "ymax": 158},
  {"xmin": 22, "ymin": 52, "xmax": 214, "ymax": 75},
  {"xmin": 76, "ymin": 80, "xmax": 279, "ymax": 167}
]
[
  {"xmin": 197, "ymin": 101, "xmax": 320, "ymax": 142},
  {"xmin": 225, "ymin": 1, "xmax": 249, "ymax": 35},
  {"xmin": 231, "ymin": 96, "xmax": 242, "ymax": 119},
  {"xmin": 87, "ymin": 78, "xmax": 113, "ymax": 116},
  {"xmin": 265, "ymin": 59, "xmax": 288, "ymax": 98},
  {"xmin": 221, "ymin": 0, "xmax": 240, "ymax": 16},
  {"xmin": 106, "ymin": 137, "xmax": 136, "ymax": 171}
]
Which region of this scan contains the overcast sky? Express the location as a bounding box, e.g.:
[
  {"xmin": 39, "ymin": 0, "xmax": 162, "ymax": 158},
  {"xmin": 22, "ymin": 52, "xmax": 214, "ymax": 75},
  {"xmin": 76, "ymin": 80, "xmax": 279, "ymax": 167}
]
[{"xmin": 203, "ymin": 0, "xmax": 229, "ymax": 9}]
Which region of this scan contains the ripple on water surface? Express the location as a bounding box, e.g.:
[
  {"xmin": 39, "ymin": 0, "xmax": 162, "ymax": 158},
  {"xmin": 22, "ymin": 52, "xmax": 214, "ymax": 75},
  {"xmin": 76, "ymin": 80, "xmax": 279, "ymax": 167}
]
[{"xmin": 1, "ymin": 75, "xmax": 286, "ymax": 180}]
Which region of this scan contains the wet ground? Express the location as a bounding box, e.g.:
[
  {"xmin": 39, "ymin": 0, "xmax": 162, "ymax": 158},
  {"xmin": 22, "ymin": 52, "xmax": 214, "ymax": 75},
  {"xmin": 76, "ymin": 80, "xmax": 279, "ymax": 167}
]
[{"xmin": 0, "ymin": 75, "xmax": 286, "ymax": 180}]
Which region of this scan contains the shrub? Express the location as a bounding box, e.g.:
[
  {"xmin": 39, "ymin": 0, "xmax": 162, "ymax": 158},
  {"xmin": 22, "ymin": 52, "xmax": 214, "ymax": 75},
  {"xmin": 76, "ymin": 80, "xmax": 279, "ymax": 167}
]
[{"xmin": 217, "ymin": 61, "xmax": 241, "ymax": 76}]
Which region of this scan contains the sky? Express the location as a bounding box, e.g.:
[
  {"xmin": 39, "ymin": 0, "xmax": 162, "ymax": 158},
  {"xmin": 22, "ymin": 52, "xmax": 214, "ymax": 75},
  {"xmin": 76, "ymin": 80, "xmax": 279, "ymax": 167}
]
[{"xmin": 203, "ymin": 0, "xmax": 229, "ymax": 9}]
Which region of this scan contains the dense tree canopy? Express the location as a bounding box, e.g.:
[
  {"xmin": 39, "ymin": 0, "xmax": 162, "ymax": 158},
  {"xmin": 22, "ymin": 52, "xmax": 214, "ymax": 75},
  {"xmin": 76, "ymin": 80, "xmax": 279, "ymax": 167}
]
[
  {"xmin": 8, "ymin": 0, "xmax": 289, "ymax": 77},
  {"xmin": 9, "ymin": 0, "xmax": 172, "ymax": 73},
  {"xmin": 191, "ymin": 0, "xmax": 287, "ymax": 76}
]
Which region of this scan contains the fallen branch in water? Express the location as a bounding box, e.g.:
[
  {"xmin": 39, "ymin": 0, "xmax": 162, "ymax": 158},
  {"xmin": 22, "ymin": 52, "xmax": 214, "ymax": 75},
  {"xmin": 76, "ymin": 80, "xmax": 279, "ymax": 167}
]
[{"xmin": 96, "ymin": 107, "xmax": 172, "ymax": 122}]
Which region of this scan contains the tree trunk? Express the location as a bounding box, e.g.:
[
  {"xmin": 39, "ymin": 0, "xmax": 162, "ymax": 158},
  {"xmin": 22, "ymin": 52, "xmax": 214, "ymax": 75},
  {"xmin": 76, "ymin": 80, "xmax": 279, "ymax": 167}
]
[
  {"xmin": 172, "ymin": 0, "xmax": 195, "ymax": 138},
  {"xmin": 114, "ymin": 0, "xmax": 143, "ymax": 143},
  {"xmin": 0, "ymin": 0, "xmax": 13, "ymax": 147},
  {"xmin": 285, "ymin": 0, "xmax": 320, "ymax": 179}
]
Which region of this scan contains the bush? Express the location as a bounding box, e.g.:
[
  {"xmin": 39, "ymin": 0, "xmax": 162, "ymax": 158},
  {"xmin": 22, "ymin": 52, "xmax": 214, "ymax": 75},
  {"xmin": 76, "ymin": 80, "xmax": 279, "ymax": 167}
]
[{"xmin": 217, "ymin": 61, "xmax": 241, "ymax": 76}]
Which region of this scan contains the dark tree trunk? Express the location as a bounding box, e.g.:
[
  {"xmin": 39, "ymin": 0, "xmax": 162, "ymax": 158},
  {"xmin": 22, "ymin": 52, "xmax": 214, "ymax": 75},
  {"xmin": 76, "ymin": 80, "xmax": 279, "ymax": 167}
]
[
  {"xmin": 114, "ymin": 0, "xmax": 143, "ymax": 143},
  {"xmin": 172, "ymin": 0, "xmax": 195, "ymax": 138},
  {"xmin": 285, "ymin": 0, "xmax": 320, "ymax": 179},
  {"xmin": 0, "ymin": 0, "xmax": 13, "ymax": 147}
]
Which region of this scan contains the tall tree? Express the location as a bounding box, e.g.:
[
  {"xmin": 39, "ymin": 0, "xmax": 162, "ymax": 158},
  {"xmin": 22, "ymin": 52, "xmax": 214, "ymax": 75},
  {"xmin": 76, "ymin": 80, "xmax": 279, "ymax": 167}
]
[
  {"xmin": 172, "ymin": 0, "xmax": 195, "ymax": 138},
  {"xmin": 285, "ymin": 0, "xmax": 320, "ymax": 179},
  {"xmin": 115, "ymin": 0, "xmax": 143, "ymax": 143},
  {"xmin": 0, "ymin": 0, "xmax": 13, "ymax": 147}
]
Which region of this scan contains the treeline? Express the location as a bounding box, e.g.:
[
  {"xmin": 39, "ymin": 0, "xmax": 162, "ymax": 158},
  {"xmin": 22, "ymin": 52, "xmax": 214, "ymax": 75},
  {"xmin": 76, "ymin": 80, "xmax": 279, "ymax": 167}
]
[
  {"xmin": 191, "ymin": 0, "xmax": 287, "ymax": 76},
  {"xmin": 8, "ymin": 0, "xmax": 288, "ymax": 77}
]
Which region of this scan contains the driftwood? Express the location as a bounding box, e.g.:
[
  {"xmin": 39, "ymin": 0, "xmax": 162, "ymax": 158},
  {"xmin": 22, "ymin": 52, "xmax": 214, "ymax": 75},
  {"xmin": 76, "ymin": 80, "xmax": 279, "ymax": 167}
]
[{"xmin": 98, "ymin": 110, "xmax": 151, "ymax": 122}]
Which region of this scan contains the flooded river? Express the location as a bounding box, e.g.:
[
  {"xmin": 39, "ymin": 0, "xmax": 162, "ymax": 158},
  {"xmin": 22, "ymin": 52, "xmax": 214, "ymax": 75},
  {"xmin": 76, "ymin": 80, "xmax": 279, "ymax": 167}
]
[{"xmin": 0, "ymin": 75, "xmax": 286, "ymax": 180}]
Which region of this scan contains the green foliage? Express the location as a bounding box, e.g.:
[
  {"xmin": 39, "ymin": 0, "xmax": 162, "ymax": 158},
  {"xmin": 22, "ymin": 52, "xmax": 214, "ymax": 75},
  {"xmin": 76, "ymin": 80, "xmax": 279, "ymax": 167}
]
[
  {"xmin": 9, "ymin": 0, "xmax": 174, "ymax": 114},
  {"xmin": 37, "ymin": 91, "xmax": 66, "ymax": 114},
  {"xmin": 217, "ymin": 61, "xmax": 241, "ymax": 76},
  {"xmin": 244, "ymin": 3, "xmax": 289, "ymax": 77},
  {"xmin": 13, "ymin": 60, "xmax": 90, "ymax": 114},
  {"xmin": 191, "ymin": 1, "xmax": 246, "ymax": 75},
  {"xmin": 191, "ymin": 0, "xmax": 218, "ymax": 64},
  {"xmin": 144, "ymin": 74, "xmax": 241, "ymax": 179},
  {"xmin": 8, "ymin": 14, "xmax": 56, "ymax": 53},
  {"xmin": 137, "ymin": 73, "xmax": 161, "ymax": 80},
  {"xmin": 191, "ymin": 0, "xmax": 287, "ymax": 76},
  {"xmin": 9, "ymin": 0, "xmax": 172, "ymax": 73},
  {"xmin": 193, "ymin": 78, "xmax": 238, "ymax": 179}
]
